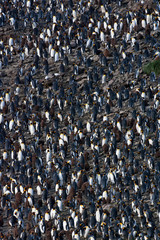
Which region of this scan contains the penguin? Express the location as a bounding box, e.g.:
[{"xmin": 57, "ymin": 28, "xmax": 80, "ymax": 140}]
[
  {"xmin": 55, "ymin": 51, "xmax": 59, "ymax": 62},
  {"xmin": 17, "ymin": 149, "xmax": 23, "ymax": 161},
  {"xmin": 29, "ymin": 122, "xmax": 35, "ymax": 135},
  {"xmin": 3, "ymin": 150, "xmax": 7, "ymax": 160},
  {"xmin": 9, "ymin": 216, "xmax": 17, "ymax": 227},
  {"xmin": 44, "ymin": 211, "xmax": 50, "ymax": 222},
  {"xmin": 28, "ymin": 194, "xmax": 34, "ymax": 207},
  {"xmin": 39, "ymin": 217, "xmax": 45, "ymax": 234},
  {"xmin": 56, "ymin": 199, "xmax": 63, "ymax": 211},
  {"xmin": 83, "ymin": 226, "xmax": 90, "ymax": 238},
  {"xmin": 5, "ymin": 91, "xmax": 10, "ymax": 103},
  {"xmin": 89, "ymin": 214, "xmax": 96, "ymax": 228},
  {"xmin": 28, "ymin": 187, "xmax": 34, "ymax": 196},
  {"xmin": 50, "ymin": 208, "xmax": 57, "ymax": 220},
  {"xmin": 63, "ymin": 218, "xmax": 68, "ymax": 231},
  {"xmin": 46, "ymin": 148, "xmax": 51, "ymax": 163},
  {"xmin": 0, "ymin": 112, "xmax": 3, "ymax": 124}
]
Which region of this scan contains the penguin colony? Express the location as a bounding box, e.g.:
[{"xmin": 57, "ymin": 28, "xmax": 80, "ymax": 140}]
[{"xmin": 0, "ymin": 0, "xmax": 160, "ymax": 239}]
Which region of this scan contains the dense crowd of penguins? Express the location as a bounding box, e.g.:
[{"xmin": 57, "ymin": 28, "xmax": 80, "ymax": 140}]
[{"xmin": 0, "ymin": 0, "xmax": 160, "ymax": 239}]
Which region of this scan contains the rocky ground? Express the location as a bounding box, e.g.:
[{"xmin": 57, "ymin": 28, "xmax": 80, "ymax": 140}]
[{"xmin": 0, "ymin": 0, "xmax": 160, "ymax": 239}]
